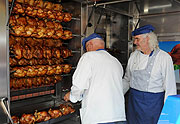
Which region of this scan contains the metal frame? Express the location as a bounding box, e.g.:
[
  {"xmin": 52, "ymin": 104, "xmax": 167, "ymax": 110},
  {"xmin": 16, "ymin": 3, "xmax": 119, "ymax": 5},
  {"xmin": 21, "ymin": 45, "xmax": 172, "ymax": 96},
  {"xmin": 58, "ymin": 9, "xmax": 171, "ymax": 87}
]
[{"xmin": 0, "ymin": 0, "xmax": 10, "ymax": 123}]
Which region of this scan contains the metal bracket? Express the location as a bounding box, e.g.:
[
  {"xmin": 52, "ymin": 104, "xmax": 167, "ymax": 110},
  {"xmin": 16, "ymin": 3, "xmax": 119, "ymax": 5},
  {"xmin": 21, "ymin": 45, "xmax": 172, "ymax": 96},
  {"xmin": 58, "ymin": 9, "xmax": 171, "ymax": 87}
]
[
  {"xmin": 94, "ymin": 5, "xmax": 105, "ymax": 33},
  {"xmin": 83, "ymin": 1, "xmax": 97, "ymax": 36},
  {"xmin": 0, "ymin": 97, "xmax": 14, "ymax": 124}
]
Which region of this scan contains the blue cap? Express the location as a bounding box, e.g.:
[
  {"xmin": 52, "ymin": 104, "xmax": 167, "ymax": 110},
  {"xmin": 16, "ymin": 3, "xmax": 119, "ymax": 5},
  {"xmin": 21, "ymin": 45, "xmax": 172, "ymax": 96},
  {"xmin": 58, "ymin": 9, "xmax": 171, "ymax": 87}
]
[
  {"xmin": 132, "ymin": 24, "xmax": 155, "ymax": 36},
  {"xmin": 82, "ymin": 33, "xmax": 103, "ymax": 51}
]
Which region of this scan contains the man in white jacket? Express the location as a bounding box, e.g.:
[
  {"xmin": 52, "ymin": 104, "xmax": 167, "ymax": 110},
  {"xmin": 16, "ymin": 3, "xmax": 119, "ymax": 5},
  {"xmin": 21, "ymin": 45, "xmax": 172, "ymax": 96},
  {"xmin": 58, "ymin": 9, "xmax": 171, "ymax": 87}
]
[
  {"xmin": 64, "ymin": 33, "xmax": 126, "ymax": 124},
  {"xmin": 123, "ymin": 25, "xmax": 177, "ymax": 124}
]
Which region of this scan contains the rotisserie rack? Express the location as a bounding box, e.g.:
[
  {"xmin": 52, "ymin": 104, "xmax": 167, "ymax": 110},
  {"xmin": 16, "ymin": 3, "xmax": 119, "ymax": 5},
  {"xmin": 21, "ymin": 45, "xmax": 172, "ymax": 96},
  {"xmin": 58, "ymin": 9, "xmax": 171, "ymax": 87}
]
[
  {"xmin": 8, "ymin": 0, "xmax": 81, "ymax": 123},
  {"xmin": 11, "ymin": 103, "xmax": 76, "ymax": 124}
]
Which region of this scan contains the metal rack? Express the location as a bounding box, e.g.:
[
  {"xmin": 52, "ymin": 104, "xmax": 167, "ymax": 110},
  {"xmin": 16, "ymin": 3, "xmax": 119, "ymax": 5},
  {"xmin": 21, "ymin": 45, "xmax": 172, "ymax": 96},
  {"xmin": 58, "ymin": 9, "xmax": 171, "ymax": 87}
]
[
  {"xmin": 0, "ymin": 0, "xmax": 131, "ymax": 123},
  {"xmin": 10, "ymin": 85, "xmax": 55, "ymax": 97},
  {"xmin": 36, "ymin": 112, "xmax": 77, "ymax": 124},
  {"xmin": 0, "ymin": 0, "xmax": 82, "ymax": 123}
]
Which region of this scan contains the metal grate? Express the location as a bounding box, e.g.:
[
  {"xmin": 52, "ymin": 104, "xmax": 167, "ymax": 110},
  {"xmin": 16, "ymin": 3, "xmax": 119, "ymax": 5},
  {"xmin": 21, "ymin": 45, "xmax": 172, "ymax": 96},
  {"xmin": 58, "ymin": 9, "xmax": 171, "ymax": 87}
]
[{"xmin": 10, "ymin": 85, "xmax": 55, "ymax": 101}]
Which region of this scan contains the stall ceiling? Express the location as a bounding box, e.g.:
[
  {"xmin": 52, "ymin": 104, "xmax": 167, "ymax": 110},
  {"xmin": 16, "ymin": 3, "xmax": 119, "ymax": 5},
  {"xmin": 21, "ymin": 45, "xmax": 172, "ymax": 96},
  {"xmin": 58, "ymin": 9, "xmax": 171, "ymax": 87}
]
[
  {"xmin": 59, "ymin": 0, "xmax": 180, "ymax": 41},
  {"xmin": 131, "ymin": 0, "xmax": 180, "ymax": 41},
  {"xmin": 61, "ymin": 0, "xmax": 132, "ymax": 4},
  {"xmin": 66, "ymin": 0, "xmax": 180, "ymax": 16},
  {"xmin": 137, "ymin": 0, "xmax": 180, "ymax": 15},
  {"xmin": 60, "ymin": 0, "xmax": 180, "ymax": 14}
]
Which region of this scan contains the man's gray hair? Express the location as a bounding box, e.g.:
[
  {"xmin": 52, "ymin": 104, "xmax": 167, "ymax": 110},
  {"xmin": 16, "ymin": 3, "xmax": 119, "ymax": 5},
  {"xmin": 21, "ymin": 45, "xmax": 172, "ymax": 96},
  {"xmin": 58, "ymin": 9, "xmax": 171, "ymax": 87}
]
[
  {"xmin": 142, "ymin": 32, "xmax": 159, "ymax": 51},
  {"xmin": 92, "ymin": 38, "xmax": 105, "ymax": 46}
]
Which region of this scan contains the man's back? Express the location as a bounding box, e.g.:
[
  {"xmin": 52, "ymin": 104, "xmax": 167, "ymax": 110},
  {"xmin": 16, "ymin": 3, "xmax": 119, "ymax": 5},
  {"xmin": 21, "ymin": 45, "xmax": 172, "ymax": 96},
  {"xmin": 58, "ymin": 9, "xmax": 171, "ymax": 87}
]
[{"xmin": 78, "ymin": 50, "xmax": 126, "ymax": 124}]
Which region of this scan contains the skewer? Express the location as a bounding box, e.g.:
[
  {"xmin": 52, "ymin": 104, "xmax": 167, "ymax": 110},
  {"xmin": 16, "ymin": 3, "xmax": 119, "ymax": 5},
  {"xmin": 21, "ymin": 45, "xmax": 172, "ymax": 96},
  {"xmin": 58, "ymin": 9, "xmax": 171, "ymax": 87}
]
[
  {"xmin": 7, "ymin": 0, "xmax": 15, "ymax": 26},
  {"xmin": 10, "ymin": 54, "xmax": 16, "ymax": 57},
  {"xmin": 10, "ymin": 70, "xmax": 16, "ymax": 74}
]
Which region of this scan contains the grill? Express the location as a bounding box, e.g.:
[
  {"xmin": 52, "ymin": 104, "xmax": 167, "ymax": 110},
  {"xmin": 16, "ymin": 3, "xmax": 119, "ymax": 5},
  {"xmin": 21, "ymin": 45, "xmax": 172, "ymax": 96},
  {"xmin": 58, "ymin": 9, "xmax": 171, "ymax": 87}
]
[{"xmin": 0, "ymin": 0, "xmax": 81, "ymax": 123}]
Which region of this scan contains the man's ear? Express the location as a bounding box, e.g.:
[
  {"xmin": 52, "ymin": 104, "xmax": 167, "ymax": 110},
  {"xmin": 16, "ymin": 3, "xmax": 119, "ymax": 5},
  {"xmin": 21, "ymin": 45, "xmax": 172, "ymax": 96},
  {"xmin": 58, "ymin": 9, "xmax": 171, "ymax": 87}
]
[
  {"xmin": 86, "ymin": 41, "xmax": 93, "ymax": 51},
  {"xmin": 89, "ymin": 41, "xmax": 93, "ymax": 49}
]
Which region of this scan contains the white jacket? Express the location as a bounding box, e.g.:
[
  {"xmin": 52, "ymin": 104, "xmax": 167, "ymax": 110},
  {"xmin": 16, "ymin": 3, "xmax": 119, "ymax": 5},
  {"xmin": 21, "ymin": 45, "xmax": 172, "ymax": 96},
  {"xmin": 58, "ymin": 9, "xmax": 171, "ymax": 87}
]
[
  {"xmin": 123, "ymin": 49, "xmax": 177, "ymax": 101},
  {"xmin": 70, "ymin": 50, "xmax": 126, "ymax": 124}
]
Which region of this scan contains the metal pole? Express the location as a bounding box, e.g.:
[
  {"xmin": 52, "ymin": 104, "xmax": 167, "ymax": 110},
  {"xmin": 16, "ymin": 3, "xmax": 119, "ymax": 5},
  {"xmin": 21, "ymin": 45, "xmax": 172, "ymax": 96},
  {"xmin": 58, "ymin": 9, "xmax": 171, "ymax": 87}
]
[{"xmin": 0, "ymin": 98, "xmax": 14, "ymax": 124}]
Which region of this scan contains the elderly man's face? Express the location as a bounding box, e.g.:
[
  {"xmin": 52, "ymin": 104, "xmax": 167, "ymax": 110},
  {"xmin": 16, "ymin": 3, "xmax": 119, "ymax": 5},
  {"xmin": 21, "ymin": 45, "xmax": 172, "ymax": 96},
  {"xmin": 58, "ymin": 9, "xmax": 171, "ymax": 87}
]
[{"xmin": 133, "ymin": 34, "xmax": 149, "ymax": 51}]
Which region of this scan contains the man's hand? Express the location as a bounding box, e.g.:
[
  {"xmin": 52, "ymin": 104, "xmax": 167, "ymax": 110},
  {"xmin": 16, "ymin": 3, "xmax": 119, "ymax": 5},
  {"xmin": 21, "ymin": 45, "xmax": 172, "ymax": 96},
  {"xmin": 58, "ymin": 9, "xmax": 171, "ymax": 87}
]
[{"xmin": 64, "ymin": 92, "xmax": 70, "ymax": 102}]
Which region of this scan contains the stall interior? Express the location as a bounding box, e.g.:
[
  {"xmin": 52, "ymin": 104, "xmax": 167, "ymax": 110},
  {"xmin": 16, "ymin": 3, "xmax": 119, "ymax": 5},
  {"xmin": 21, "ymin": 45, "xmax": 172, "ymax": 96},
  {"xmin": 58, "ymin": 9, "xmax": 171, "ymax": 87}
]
[{"xmin": 4, "ymin": 0, "xmax": 180, "ymax": 123}]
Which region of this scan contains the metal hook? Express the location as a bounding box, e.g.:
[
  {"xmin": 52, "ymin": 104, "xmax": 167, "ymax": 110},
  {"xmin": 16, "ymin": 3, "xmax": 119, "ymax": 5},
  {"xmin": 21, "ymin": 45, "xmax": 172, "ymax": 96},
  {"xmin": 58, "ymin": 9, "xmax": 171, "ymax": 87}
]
[
  {"xmin": 94, "ymin": 0, "xmax": 97, "ymax": 6},
  {"xmin": 0, "ymin": 97, "xmax": 14, "ymax": 124},
  {"xmin": 103, "ymin": 4, "xmax": 106, "ymax": 8}
]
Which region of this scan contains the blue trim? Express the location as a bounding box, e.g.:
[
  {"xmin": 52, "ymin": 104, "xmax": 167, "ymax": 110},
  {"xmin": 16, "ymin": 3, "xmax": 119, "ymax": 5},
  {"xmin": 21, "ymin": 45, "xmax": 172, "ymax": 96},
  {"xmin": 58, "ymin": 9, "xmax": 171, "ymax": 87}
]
[
  {"xmin": 96, "ymin": 49, "xmax": 105, "ymax": 51},
  {"xmin": 149, "ymin": 50, "xmax": 154, "ymax": 56},
  {"xmin": 140, "ymin": 50, "xmax": 154, "ymax": 56}
]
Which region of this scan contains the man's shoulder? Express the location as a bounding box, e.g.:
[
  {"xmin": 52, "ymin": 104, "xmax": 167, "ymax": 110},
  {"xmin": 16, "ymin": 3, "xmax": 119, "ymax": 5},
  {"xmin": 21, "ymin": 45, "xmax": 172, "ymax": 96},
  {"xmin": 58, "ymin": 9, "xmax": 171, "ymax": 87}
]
[
  {"xmin": 81, "ymin": 51, "xmax": 99, "ymax": 59},
  {"xmin": 129, "ymin": 50, "xmax": 139, "ymax": 57},
  {"xmin": 83, "ymin": 51, "xmax": 97, "ymax": 56},
  {"xmin": 159, "ymin": 49, "xmax": 171, "ymax": 57},
  {"xmin": 83, "ymin": 50, "xmax": 107, "ymax": 56},
  {"xmin": 158, "ymin": 49, "xmax": 172, "ymax": 60}
]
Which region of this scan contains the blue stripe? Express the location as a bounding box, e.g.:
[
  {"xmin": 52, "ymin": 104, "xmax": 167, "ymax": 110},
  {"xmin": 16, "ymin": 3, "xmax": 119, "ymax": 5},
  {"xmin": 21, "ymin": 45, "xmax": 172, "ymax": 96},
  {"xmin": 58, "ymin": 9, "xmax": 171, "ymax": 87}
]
[
  {"xmin": 140, "ymin": 50, "xmax": 154, "ymax": 56},
  {"xmin": 149, "ymin": 50, "xmax": 154, "ymax": 56}
]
